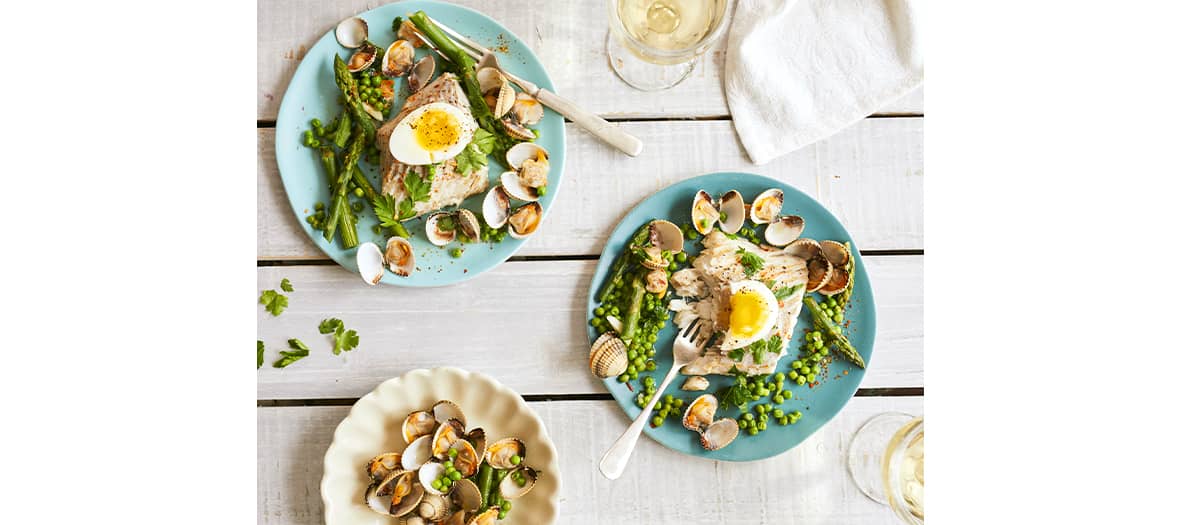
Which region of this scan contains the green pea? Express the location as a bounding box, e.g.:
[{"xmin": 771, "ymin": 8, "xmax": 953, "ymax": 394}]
[
  {"xmin": 772, "ymin": 408, "xmax": 785, "ymax": 418},
  {"xmin": 645, "ymin": 348, "xmax": 656, "ymax": 358},
  {"xmin": 664, "ymin": 394, "xmax": 674, "ymax": 403},
  {"xmin": 758, "ymin": 387, "xmax": 771, "ymax": 397},
  {"xmin": 757, "ymin": 421, "xmax": 767, "ymax": 431},
  {"xmin": 791, "ymin": 361, "xmax": 802, "ymax": 369},
  {"xmin": 632, "ymin": 357, "xmax": 644, "ymax": 368},
  {"xmin": 627, "ymin": 365, "xmax": 638, "ymax": 376},
  {"xmin": 675, "ymin": 252, "xmax": 687, "ymax": 263},
  {"xmin": 617, "ymin": 374, "xmax": 630, "ymax": 383},
  {"xmin": 807, "ymin": 373, "xmax": 816, "ymax": 382},
  {"xmin": 449, "ymin": 248, "xmax": 463, "ymax": 258},
  {"xmin": 742, "ymin": 412, "xmax": 754, "ymax": 421},
  {"xmin": 773, "ymin": 372, "xmax": 786, "ymax": 382},
  {"xmin": 800, "ymin": 366, "xmax": 811, "ymax": 375},
  {"xmin": 594, "ymin": 307, "xmax": 605, "ymax": 316},
  {"xmin": 510, "ymin": 454, "xmax": 521, "ymax": 465},
  {"xmin": 777, "ymin": 417, "xmax": 789, "ymax": 425},
  {"xmin": 773, "ymin": 395, "xmax": 785, "ymax": 404},
  {"xmin": 610, "ymin": 306, "xmax": 620, "ymax": 315},
  {"xmin": 502, "ymin": 502, "xmax": 512, "ymax": 512},
  {"xmin": 755, "ymin": 405, "xmax": 766, "ymax": 414},
  {"xmin": 646, "ymin": 361, "xmax": 657, "ymax": 371},
  {"xmin": 668, "ymin": 262, "xmax": 679, "ymax": 271},
  {"xmin": 431, "ymin": 479, "xmax": 442, "ymax": 490},
  {"xmin": 783, "ymin": 390, "xmax": 793, "ymax": 400},
  {"xmin": 686, "ymin": 229, "xmax": 699, "ymax": 240},
  {"xmin": 498, "ymin": 511, "xmax": 508, "ymax": 520},
  {"xmin": 796, "ymin": 377, "xmax": 806, "ymax": 385},
  {"xmin": 748, "ymin": 427, "xmax": 759, "ymax": 436},
  {"xmin": 537, "ymin": 185, "xmax": 547, "ymax": 196},
  {"xmin": 738, "ymin": 419, "xmax": 749, "ymax": 429},
  {"xmin": 833, "ymin": 313, "xmax": 843, "ymax": 322},
  {"xmin": 654, "ymin": 401, "xmax": 663, "ymax": 411},
  {"xmin": 645, "ymin": 386, "xmax": 655, "ymax": 396}
]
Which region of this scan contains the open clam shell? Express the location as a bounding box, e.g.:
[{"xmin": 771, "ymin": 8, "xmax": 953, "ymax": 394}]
[
  {"xmin": 512, "ymin": 92, "xmax": 544, "ymax": 126},
  {"xmin": 782, "ymin": 238, "xmax": 822, "ymax": 260},
  {"xmin": 335, "ymin": 17, "xmax": 368, "ymax": 49},
  {"xmin": 507, "ymin": 142, "xmax": 550, "ymax": 188},
  {"xmin": 356, "ymin": 242, "xmax": 385, "ymax": 285},
  {"xmin": 691, "ymin": 190, "xmax": 720, "ymax": 235},
  {"xmin": 718, "ymin": 190, "xmax": 746, "ymax": 234},
  {"xmin": 419, "ymin": 461, "xmax": 449, "ymax": 495},
  {"xmin": 448, "ymin": 438, "xmax": 480, "ymax": 478},
  {"xmin": 464, "ymin": 428, "xmax": 487, "ymax": 464},
  {"xmin": 500, "ymin": 171, "xmax": 539, "ymax": 202},
  {"xmin": 467, "ymin": 507, "xmax": 500, "ymax": 525},
  {"xmin": 806, "ymin": 257, "xmax": 834, "ymax": 293},
  {"xmin": 682, "ymin": 393, "xmax": 718, "ymax": 432},
  {"xmin": 401, "ymin": 435, "xmax": 433, "ymax": 471},
  {"xmin": 588, "ymin": 332, "xmax": 628, "ymax": 378},
  {"xmin": 385, "ymin": 237, "xmax": 415, "ymax": 277},
  {"xmin": 489, "ymin": 83, "xmax": 517, "ymax": 119},
  {"xmin": 818, "ymin": 266, "xmax": 850, "ymax": 296},
  {"xmin": 456, "ymin": 209, "xmax": 481, "ymax": 240},
  {"xmin": 485, "ymin": 437, "xmax": 526, "ymax": 469},
  {"xmin": 367, "ymin": 452, "xmax": 403, "ymax": 482},
  {"xmin": 700, "ymin": 418, "xmax": 739, "ymax": 451},
  {"xmin": 390, "ymin": 478, "xmax": 424, "ymax": 517},
  {"xmin": 450, "ymin": 478, "xmax": 483, "ymax": 513},
  {"xmin": 382, "ymin": 39, "xmax": 415, "ymax": 77},
  {"xmin": 407, "ymin": 55, "xmax": 435, "ymax": 93},
  {"xmin": 347, "ymin": 41, "xmax": 378, "ymax": 73},
  {"xmin": 820, "ymin": 240, "xmax": 851, "ymax": 267},
  {"xmin": 499, "ymin": 465, "xmax": 539, "ymax": 499},
  {"xmin": 476, "ymin": 67, "xmax": 505, "ymax": 93},
  {"xmin": 403, "ymin": 410, "xmax": 438, "ymax": 444},
  {"xmin": 765, "ymin": 215, "xmax": 805, "ymax": 247},
  {"xmin": 749, "ymin": 188, "xmax": 784, "ymax": 224},
  {"xmin": 506, "ymin": 142, "xmax": 548, "ymax": 170},
  {"xmin": 431, "ymin": 418, "xmax": 465, "ymax": 459},
  {"xmin": 482, "ymin": 185, "xmax": 511, "ymax": 229},
  {"xmin": 501, "ymin": 117, "xmax": 537, "ymax": 140},
  {"xmin": 425, "ymin": 212, "xmax": 458, "ymax": 247},
  {"xmin": 681, "ymin": 376, "xmax": 710, "ymax": 391},
  {"xmin": 507, "ymin": 202, "xmax": 543, "ymax": 239},
  {"xmin": 417, "ymin": 493, "xmax": 452, "ymax": 521},
  {"xmin": 648, "ymin": 219, "xmax": 684, "ymax": 254},
  {"xmin": 365, "ymin": 482, "xmax": 395, "ymax": 516}
]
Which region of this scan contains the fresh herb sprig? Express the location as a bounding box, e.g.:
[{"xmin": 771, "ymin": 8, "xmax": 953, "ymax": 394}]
[
  {"xmin": 273, "ymin": 339, "xmax": 311, "ymax": 368},
  {"xmin": 455, "ymin": 128, "xmax": 495, "ymax": 175},
  {"xmin": 280, "ymin": 278, "xmax": 294, "ymax": 292},
  {"xmin": 257, "ymin": 340, "xmax": 265, "ymax": 369},
  {"xmin": 737, "ymin": 248, "xmax": 764, "ymax": 277},
  {"xmin": 319, "ymin": 318, "xmax": 360, "ymax": 355},
  {"xmin": 259, "ymin": 289, "xmax": 289, "ymax": 316}
]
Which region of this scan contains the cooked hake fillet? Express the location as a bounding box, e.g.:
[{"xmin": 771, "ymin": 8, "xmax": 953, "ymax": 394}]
[
  {"xmin": 669, "ymin": 232, "xmax": 808, "ymax": 376},
  {"xmin": 377, "ymin": 73, "xmax": 488, "ymax": 218}
]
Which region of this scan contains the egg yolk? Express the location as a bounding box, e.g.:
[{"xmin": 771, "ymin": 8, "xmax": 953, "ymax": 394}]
[
  {"xmin": 413, "ymin": 109, "xmax": 461, "ymax": 152},
  {"xmin": 729, "ymin": 290, "xmax": 768, "ymax": 339}
]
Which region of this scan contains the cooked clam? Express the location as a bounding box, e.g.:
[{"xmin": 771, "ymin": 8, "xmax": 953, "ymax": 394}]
[
  {"xmin": 820, "ymin": 240, "xmax": 851, "ymax": 267},
  {"xmin": 335, "ymin": 17, "xmax": 368, "ymax": 49},
  {"xmin": 749, "ymin": 188, "xmax": 784, "ymax": 224},
  {"xmin": 645, "ymin": 269, "xmax": 669, "ymax": 296},
  {"xmin": 417, "ymin": 492, "xmax": 452, "ymax": 521},
  {"xmin": 500, "ymin": 117, "xmax": 536, "ymax": 140},
  {"xmin": 418, "ymin": 461, "xmax": 449, "ymax": 495},
  {"xmin": 782, "ymin": 238, "xmax": 822, "ymax": 261},
  {"xmin": 499, "ymin": 465, "xmax": 538, "ymax": 499},
  {"xmin": 764, "ymin": 215, "xmax": 805, "ymax": 247},
  {"xmin": 367, "ymin": 452, "xmax": 403, "ymax": 482},
  {"xmin": 466, "ymin": 507, "xmax": 500, "ymax": 525},
  {"xmin": 401, "ymin": 435, "xmax": 433, "ymax": 471},
  {"xmin": 403, "ymin": 410, "xmax": 438, "ymax": 444},
  {"xmin": 465, "ymin": 428, "xmax": 487, "ymax": 465},
  {"xmin": 376, "ymin": 78, "xmax": 396, "ymax": 101},
  {"xmin": 648, "ymin": 219, "xmax": 684, "ymax": 254},
  {"xmin": 691, "ymin": 190, "xmax": 721, "ymax": 235},
  {"xmin": 356, "ymin": 242, "xmax": 385, "ymax": 285},
  {"xmin": 432, "ymin": 418, "xmax": 465, "ymax": 459},
  {"xmin": 390, "ymin": 480, "xmax": 425, "ymax": 517},
  {"xmin": 385, "ymin": 237, "xmax": 415, "ymax": 277},
  {"xmin": 639, "ymin": 245, "xmax": 670, "ymax": 270},
  {"xmin": 485, "ymin": 437, "xmax": 526, "ymax": 469},
  {"xmin": 506, "ymin": 142, "xmax": 550, "ymax": 188},
  {"xmin": 500, "ymin": 171, "xmax": 539, "ymax": 202},
  {"xmin": 718, "ymin": 190, "xmax": 746, "ymax": 234},
  {"xmin": 476, "ymin": 67, "xmax": 505, "ymax": 93},
  {"xmin": 364, "ymin": 482, "xmax": 395, "ymax": 516},
  {"xmin": 700, "ymin": 418, "xmax": 739, "ymax": 451},
  {"xmin": 456, "ymin": 209, "xmax": 481, "ymax": 240},
  {"xmin": 511, "ymin": 92, "xmax": 544, "ymax": 126},
  {"xmin": 397, "ymin": 18, "xmax": 424, "ymax": 47},
  {"xmin": 425, "ymin": 212, "xmax": 458, "ymax": 247},
  {"xmin": 450, "ymin": 478, "xmax": 483, "ymax": 513},
  {"xmin": 818, "ymin": 266, "xmax": 850, "ymax": 296},
  {"xmin": 348, "ymin": 41, "xmax": 378, "ymax": 73},
  {"xmin": 382, "ymin": 39, "xmax": 415, "ymax": 77},
  {"xmin": 507, "ymin": 202, "xmax": 543, "ymax": 239},
  {"xmin": 449, "ymin": 438, "xmax": 480, "ymax": 477},
  {"xmin": 588, "ymin": 332, "xmax": 628, "ymax": 378},
  {"xmin": 487, "ymin": 83, "xmax": 517, "ymax": 119},
  {"xmin": 682, "ymin": 393, "xmax": 718, "ymax": 432},
  {"xmin": 681, "ymin": 376, "xmax": 710, "ymax": 391},
  {"xmin": 432, "ymin": 400, "xmax": 466, "ymax": 430},
  {"xmin": 482, "ymin": 185, "xmax": 512, "ymax": 229},
  {"xmin": 806, "ymin": 257, "xmax": 834, "ymax": 293},
  {"xmin": 405, "ymin": 517, "xmax": 428, "ymax": 525},
  {"xmin": 407, "ymin": 55, "xmax": 435, "ymax": 93}
]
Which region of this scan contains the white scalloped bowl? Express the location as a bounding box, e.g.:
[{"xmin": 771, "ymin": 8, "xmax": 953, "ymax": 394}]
[{"xmin": 321, "ymin": 367, "xmax": 561, "ymax": 524}]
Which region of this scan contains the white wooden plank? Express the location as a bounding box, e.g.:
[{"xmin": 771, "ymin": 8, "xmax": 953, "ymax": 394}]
[
  {"xmin": 258, "ymin": 396, "xmax": 923, "ymax": 524},
  {"xmin": 257, "ymin": 0, "xmax": 923, "ymax": 121},
  {"xmin": 256, "ymin": 256, "xmax": 921, "ymax": 399},
  {"xmin": 258, "ymin": 117, "xmax": 923, "ymax": 260}
]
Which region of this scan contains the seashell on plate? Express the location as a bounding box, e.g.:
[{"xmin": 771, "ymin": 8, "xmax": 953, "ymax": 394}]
[
  {"xmin": 645, "ymin": 269, "xmax": 668, "ymax": 296},
  {"xmin": 718, "ymin": 190, "xmax": 746, "ymax": 234},
  {"xmin": 356, "ymin": 242, "xmax": 385, "ymax": 285},
  {"xmin": 818, "ymin": 266, "xmax": 850, "ymax": 296},
  {"xmin": 485, "ymin": 437, "xmax": 526, "ymax": 469},
  {"xmin": 335, "ymin": 17, "xmax": 368, "ymax": 49},
  {"xmin": 639, "ymin": 245, "xmax": 669, "ymax": 271},
  {"xmin": 588, "ymin": 332, "xmax": 627, "ymax": 378},
  {"xmin": 397, "ymin": 18, "xmax": 424, "ymax": 47},
  {"xmin": 347, "ymin": 41, "xmax": 378, "ymax": 73},
  {"xmin": 506, "ymin": 142, "xmax": 549, "ymax": 188},
  {"xmin": 605, "ymin": 315, "xmax": 623, "ymax": 333},
  {"xmin": 407, "ymin": 55, "xmax": 435, "ymax": 93},
  {"xmin": 682, "ymin": 393, "xmax": 718, "ymax": 432},
  {"xmin": 417, "ymin": 492, "xmax": 452, "ymax": 521},
  {"xmin": 403, "ymin": 410, "xmax": 438, "ymax": 444},
  {"xmin": 382, "ymin": 39, "xmax": 415, "ymax": 77},
  {"xmin": 765, "ymin": 215, "xmax": 805, "ymax": 247},
  {"xmin": 681, "ymin": 376, "xmax": 710, "ymax": 391},
  {"xmin": 448, "ymin": 438, "xmax": 480, "ymax": 477},
  {"xmin": 749, "ymin": 188, "xmax": 784, "ymax": 224},
  {"xmin": 425, "ymin": 212, "xmax": 458, "ymax": 247},
  {"xmin": 432, "ymin": 418, "xmax": 465, "ymax": 459},
  {"xmin": 401, "ymin": 435, "xmax": 433, "ymax": 471},
  {"xmin": 476, "ymin": 67, "xmax": 505, "ymax": 93},
  {"xmin": 360, "ymin": 101, "xmax": 384, "ymax": 121},
  {"xmin": 691, "ymin": 190, "xmax": 721, "ymax": 235},
  {"xmin": 384, "ymin": 237, "xmax": 415, "ymax": 277},
  {"xmin": 432, "ymin": 400, "xmax": 467, "ymax": 430},
  {"xmin": 499, "ymin": 465, "xmax": 539, "ymax": 499},
  {"xmin": 819, "ymin": 240, "xmax": 851, "ymax": 267},
  {"xmin": 390, "ymin": 481, "xmax": 424, "ymax": 517},
  {"xmin": 500, "ymin": 117, "xmax": 536, "ymax": 140},
  {"xmin": 367, "ymin": 452, "xmax": 403, "ymax": 482},
  {"xmin": 482, "ymin": 185, "xmax": 512, "ymax": 229},
  {"xmin": 648, "ymin": 219, "xmax": 684, "ymax": 254},
  {"xmin": 464, "ymin": 427, "xmax": 487, "ymax": 466},
  {"xmin": 369, "ymin": 469, "xmax": 421, "ymax": 516},
  {"xmin": 512, "ymin": 92, "xmax": 544, "ymax": 126},
  {"xmin": 700, "ymin": 418, "xmax": 739, "ymax": 450},
  {"xmin": 806, "ymin": 257, "xmax": 834, "ymax": 293},
  {"xmin": 782, "ymin": 238, "xmax": 822, "ymax": 261},
  {"xmin": 500, "ymin": 171, "xmax": 539, "ymax": 202},
  {"xmin": 450, "ymin": 478, "xmax": 483, "ymax": 513},
  {"xmin": 507, "ymin": 202, "xmax": 543, "ymax": 239},
  {"xmin": 483, "ymin": 82, "xmax": 516, "ymax": 119},
  {"xmin": 466, "ymin": 507, "xmax": 501, "ymax": 525},
  {"xmin": 455, "ymin": 209, "xmax": 481, "ymax": 240},
  {"xmin": 418, "ymin": 461, "xmax": 449, "ymax": 495},
  {"xmin": 364, "ymin": 482, "xmax": 395, "ymax": 516}
]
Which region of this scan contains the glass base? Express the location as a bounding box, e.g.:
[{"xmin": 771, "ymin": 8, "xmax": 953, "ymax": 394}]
[
  {"xmin": 846, "ymin": 412, "xmax": 915, "ymax": 505},
  {"xmin": 606, "ymin": 32, "xmax": 695, "ymax": 91}
]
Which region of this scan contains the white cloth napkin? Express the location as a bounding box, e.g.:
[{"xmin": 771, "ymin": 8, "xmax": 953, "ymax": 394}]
[{"xmin": 724, "ymin": 0, "xmax": 923, "ymax": 165}]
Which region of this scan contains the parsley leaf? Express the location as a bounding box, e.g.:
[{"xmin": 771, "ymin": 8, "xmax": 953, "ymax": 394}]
[
  {"xmin": 320, "ymin": 318, "xmax": 360, "ymax": 355},
  {"xmin": 727, "ymin": 347, "xmax": 746, "ymax": 361},
  {"xmin": 773, "ymin": 283, "xmax": 803, "ymax": 301},
  {"xmin": 718, "ymin": 371, "xmax": 754, "ymax": 411},
  {"xmin": 767, "ymin": 334, "xmax": 783, "ymax": 354},
  {"xmin": 257, "ymin": 340, "xmax": 264, "ymax": 369},
  {"xmin": 259, "ymin": 289, "xmax": 289, "ymax": 316},
  {"xmin": 339, "ymin": 329, "xmax": 360, "ymax": 353},
  {"xmin": 472, "ymin": 128, "xmax": 497, "ymax": 153},
  {"xmin": 404, "ymin": 168, "xmax": 432, "ymax": 202},
  {"xmin": 319, "ymin": 318, "xmax": 343, "ymax": 335},
  {"xmin": 280, "ymin": 278, "xmax": 294, "ymax": 293},
  {"xmin": 737, "ymin": 248, "xmax": 765, "ymax": 277},
  {"xmin": 273, "ymin": 339, "xmax": 310, "ymax": 368},
  {"xmin": 454, "ymin": 141, "xmax": 488, "ymax": 176},
  {"xmin": 396, "ymin": 198, "xmax": 416, "ymax": 220},
  {"xmin": 373, "ymin": 194, "xmax": 402, "ymax": 228}
]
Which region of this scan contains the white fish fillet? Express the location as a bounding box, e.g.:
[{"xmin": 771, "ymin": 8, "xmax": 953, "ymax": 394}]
[
  {"xmin": 670, "ymin": 232, "xmax": 808, "ymax": 376},
  {"xmin": 377, "ymin": 73, "xmax": 488, "ymax": 218}
]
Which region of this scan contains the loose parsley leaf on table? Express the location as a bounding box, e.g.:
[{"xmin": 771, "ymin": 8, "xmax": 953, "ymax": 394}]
[
  {"xmin": 257, "ymin": 340, "xmax": 264, "ymax": 369},
  {"xmin": 273, "ymin": 339, "xmax": 310, "ymax": 368},
  {"xmin": 280, "ymin": 278, "xmax": 294, "ymax": 292},
  {"xmin": 320, "ymin": 318, "xmax": 360, "ymax": 355},
  {"xmin": 737, "ymin": 248, "xmax": 764, "ymax": 277},
  {"xmin": 259, "ymin": 289, "xmax": 289, "ymax": 316}
]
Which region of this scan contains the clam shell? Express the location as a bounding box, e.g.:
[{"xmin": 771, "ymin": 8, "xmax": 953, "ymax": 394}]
[
  {"xmin": 364, "ymin": 482, "xmax": 395, "ymax": 516},
  {"xmin": 464, "ymin": 428, "xmax": 487, "ymax": 465},
  {"xmin": 648, "ymin": 219, "xmax": 684, "ymax": 254},
  {"xmin": 501, "ymin": 116, "xmax": 536, "ymax": 140},
  {"xmin": 782, "ymin": 238, "xmax": 822, "ymax": 260},
  {"xmin": 403, "ymin": 410, "xmax": 438, "ymax": 444},
  {"xmin": 382, "ymin": 39, "xmax": 415, "ymax": 77},
  {"xmin": 360, "ymin": 101, "xmax": 384, "ymax": 121},
  {"xmin": 700, "ymin": 418, "xmax": 739, "ymax": 450},
  {"xmin": 500, "ymin": 171, "xmax": 539, "ymax": 201},
  {"xmin": 425, "ymin": 212, "xmax": 458, "ymax": 247},
  {"xmin": 645, "ymin": 269, "xmax": 668, "ymax": 296},
  {"xmin": 407, "ymin": 55, "xmax": 435, "ymax": 93},
  {"xmin": 401, "ymin": 435, "xmax": 433, "ymax": 471},
  {"xmin": 506, "ymin": 142, "xmax": 549, "ymax": 170},
  {"xmin": 485, "ymin": 437, "xmax": 526, "ymax": 469},
  {"xmin": 499, "ymin": 465, "xmax": 538, "ymax": 499},
  {"xmin": 507, "ymin": 202, "xmax": 543, "ymax": 239},
  {"xmin": 385, "ymin": 237, "xmax": 415, "ymax": 277},
  {"xmin": 820, "ymin": 240, "xmax": 851, "ymax": 267},
  {"xmin": 818, "ymin": 266, "xmax": 850, "ymax": 296},
  {"xmin": 432, "ymin": 418, "xmax": 464, "ymax": 459},
  {"xmin": 493, "ymin": 83, "xmax": 516, "ymax": 119},
  {"xmin": 639, "ymin": 245, "xmax": 670, "ymax": 271},
  {"xmin": 806, "ymin": 257, "xmax": 834, "ymax": 293},
  {"xmin": 476, "ymin": 67, "xmax": 505, "ymax": 93},
  {"xmin": 432, "ymin": 400, "xmax": 466, "ymax": 430},
  {"xmin": 466, "ymin": 508, "xmax": 500, "ymax": 525},
  {"xmin": 449, "ymin": 438, "xmax": 480, "ymax": 477},
  {"xmin": 718, "ymin": 190, "xmax": 746, "ymax": 234},
  {"xmin": 417, "ymin": 493, "xmax": 452, "ymax": 521},
  {"xmin": 390, "ymin": 477, "xmax": 425, "ymax": 517},
  {"xmin": 335, "ymin": 17, "xmax": 368, "ymax": 49},
  {"xmin": 419, "ymin": 461, "xmax": 449, "ymax": 495},
  {"xmin": 512, "ymin": 92, "xmax": 544, "ymax": 126},
  {"xmin": 588, "ymin": 332, "xmax": 627, "ymax": 378},
  {"xmin": 765, "ymin": 215, "xmax": 805, "ymax": 247},
  {"xmin": 682, "ymin": 394, "xmax": 718, "ymax": 432},
  {"xmin": 605, "ymin": 315, "xmax": 623, "ymax": 333},
  {"xmin": 347, "ymin": 41, "xmax": 378, "ymax": 73},
  {"xmin": 681, "ymin": 376, "xmax": 710, "ymax": 391},
  {"xmin": 356, "ymin": 242, "xmax": 385, "ymax": 285},
  {"xmin": 691, "ymin": 190, "xmax": 720, "ymax": 235},
  {"xmin": 450, "ymin": 478, "xmax": 483, "ymax": 513},
  {"xmin": 749, "ymin": 188, "xmax": 784, "ymax": 224},
  {"xmin": 456, "ymin": 209, "xmax": 481, "ymax": 240},
  {"xmin": 482, "ymin": 185, "xmax": 511, "ymax": 229},
  {"xmin": 367, "ymin": 452, "xmax": 403, "ymax": 482}
]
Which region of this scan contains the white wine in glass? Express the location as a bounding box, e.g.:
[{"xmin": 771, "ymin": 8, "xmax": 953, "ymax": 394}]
[
  {"xmin": 847, "ymin": 413, "xmax": 924, "ymax": 524},
  {"xmin": 607, "ymin": 0, "xmax": 729, "ymax": 91}
]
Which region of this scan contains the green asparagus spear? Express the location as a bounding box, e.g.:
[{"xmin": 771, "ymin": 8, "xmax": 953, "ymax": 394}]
[
  {"xmin": 323, "ymin": 130, "xmax": 364, "ymax": 243},
  {"xmin": 333, "ymin": 55, "xmax": 375, "ymax": 144},
  {"xmin": 349, "ymin": 164, "xmax": 379, "ymax": 204},
  {"xmin": 621, "ymin": 274, "xmax": 645, "ymax": 341},
  {"xmin": 476, "ymin": 463, "xmax": 493, "ymax": 510},
  {"xmin": 318, "ymin": 148, "xmax": 339, "ymax": 239},
  {"xmin": 596, "ymin": 225, "xmax": 651, "ymax": 302},
  {"xmin": 835, "ymin": 241, "xmax": 855, "ymax": 311},
  {"xmin": 330, "ymin": 110, "xmax": 352, "ymax": 149},
  {"xmin": 803, "ymin": 296, "xmax": 865, "ymax": 368},
  {"xmin": 337, "ymin": 200, "xmax": 359, "ymax": 249}
]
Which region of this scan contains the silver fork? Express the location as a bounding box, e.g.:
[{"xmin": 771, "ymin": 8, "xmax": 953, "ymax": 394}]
[
  {"xmin": 598, "ymin": 319, "xmax": 707, "ymax": 480},
  {"xmin": 414, "ymin": 16, "xmax": 644, "ymax": 157}
]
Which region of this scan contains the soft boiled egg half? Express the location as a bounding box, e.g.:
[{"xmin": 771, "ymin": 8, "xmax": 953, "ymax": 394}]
[
  {"xmin": 720, "ymin": 280, "xmax": 780, "ymax": 350},
  {"xmin": 388, "ymin": 102, "xmax": 477, "ymax": 165}
]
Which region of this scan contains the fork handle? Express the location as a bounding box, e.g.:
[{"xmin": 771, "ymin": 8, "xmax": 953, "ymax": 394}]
[
  {"xmin": 533, "ymin": 88, "xmax": 644, "ymax": 157},
  {"xmin": 598, "ymin": 364, "xmax": 682, "ymax": 480}
]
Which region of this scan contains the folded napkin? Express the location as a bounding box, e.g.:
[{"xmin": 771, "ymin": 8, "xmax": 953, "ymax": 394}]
[{"xmin": 724, "ymin": 0, "xmax": 923, "ymax": 165}]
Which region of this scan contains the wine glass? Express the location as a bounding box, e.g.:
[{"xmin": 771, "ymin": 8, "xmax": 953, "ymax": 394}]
[
  {"xmin": 847, "ymin": 412, "xmax": 925, "ymax": 524},
  {"xmin": 606, "ymin": 0, "xmax": 730, "ymax": 91}
]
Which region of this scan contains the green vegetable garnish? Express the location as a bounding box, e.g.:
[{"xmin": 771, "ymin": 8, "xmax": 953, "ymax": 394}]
[
  {"xmin": 273, "ymin": 339, "xmax": 310, "ymax": 368},
  {"xmin": 319, "ymin": 318, "xmax": 360, "ymax": 355},
  {"xmin": 736, "ymin": 248, "xmax": 764, "ymax": 277},
  {"xmin": 280, "ymin": 278, "xmax": 294, "ymax": 293},
  {"xmin": 257, "ymin": 340, "xmax": 265, "ymax": 369},
  {"xmin": 258, "ymin": 289, "xmax": 288, "ymax": 316}
]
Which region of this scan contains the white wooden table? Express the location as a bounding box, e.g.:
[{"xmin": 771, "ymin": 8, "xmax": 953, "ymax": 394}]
[{"xmin": 258, "ymin": 1, "xmax": 923, "ymax": 523}]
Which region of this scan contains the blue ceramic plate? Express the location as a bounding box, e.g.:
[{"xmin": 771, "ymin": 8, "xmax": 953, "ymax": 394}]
[
  {"xmin": 587, "ymin": 173, "xmax": 877, "ymax": 461},
  {"xmin": 275, "ymin": 0, "xmax": 566, "ymax": 287}
]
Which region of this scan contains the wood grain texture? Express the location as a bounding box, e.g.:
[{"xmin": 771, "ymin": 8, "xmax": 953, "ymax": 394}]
[
  {"xmin": 257, "ymin": 0, "xmax": 923, "ymax": 121},
  {"xmin": 256, "ymin": 256, "xmax": 921, "ymax": 399},
  {"xmin": 258, "ymin": 117, "xmax": 923, "ymax": 260},
  {"xmin": 258, "ymin": 396, "xmax": 923, "ymax": 525}
]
